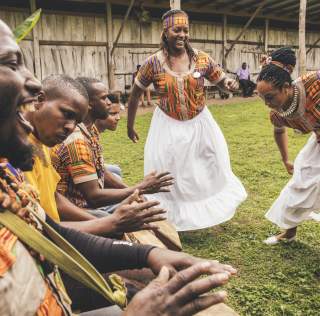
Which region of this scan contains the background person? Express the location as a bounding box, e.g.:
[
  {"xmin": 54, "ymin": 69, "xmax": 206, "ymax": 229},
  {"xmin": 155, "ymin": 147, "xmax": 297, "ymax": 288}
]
[
  {"xmin": 256, "ymin": 47, "xmax": 320, "ymax": 245},
  {"xmin": 236, "ymin": 62, "xmax": 256, "ymax": 97},
  {"xmin": 95, "ymin": 93, "xmax": 123, "ymax": 179}
]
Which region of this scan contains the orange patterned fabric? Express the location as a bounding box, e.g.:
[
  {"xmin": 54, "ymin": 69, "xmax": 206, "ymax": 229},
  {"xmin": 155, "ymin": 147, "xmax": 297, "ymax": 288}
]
[
  {"xmin": 135, "ymin": 50, "xmax": 225, "ymax": 121},
  {"xmin": 37, "ymin": 284, "xmax": 63, "ymax": 316},
  {"xmin": 162, "ymin": 13, "xmax": 188, "ymax": 29},
  {"xmin": 52, "ymin": 123, "xmax": 104, "ymax": 208},
  {"xmin": 270, "ymin": 71, "xmax": 320, "ymax": 141},
  {"xmin": 0, "ymin": 227, "xmax": 17, "ymax": 276}
]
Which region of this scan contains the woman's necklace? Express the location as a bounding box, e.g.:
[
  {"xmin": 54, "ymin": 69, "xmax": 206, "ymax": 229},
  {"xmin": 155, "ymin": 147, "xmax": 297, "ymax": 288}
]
[{"xmin": 278, "ymin": 85, "xmax": 299, "ymax": 118}]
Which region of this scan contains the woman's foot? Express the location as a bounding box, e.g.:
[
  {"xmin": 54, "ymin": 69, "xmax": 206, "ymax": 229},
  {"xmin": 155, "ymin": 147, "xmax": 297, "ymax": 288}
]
[{"xmin": 263, "ymin": 227, "xmax": 297, "ymax": 245}]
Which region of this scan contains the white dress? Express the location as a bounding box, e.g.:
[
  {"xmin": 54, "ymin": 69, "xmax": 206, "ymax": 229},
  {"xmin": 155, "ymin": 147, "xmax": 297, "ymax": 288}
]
[
  {"xmin": 265, "ymin": 133, "xmax": 320, "ymax": 229},
  {"xmin": 144, "ymin": 106, "xmax": 247, "ymax": 231},
  {"xmin": 136, "ymin": 49, "xmax": 247, "ymax": 231}
]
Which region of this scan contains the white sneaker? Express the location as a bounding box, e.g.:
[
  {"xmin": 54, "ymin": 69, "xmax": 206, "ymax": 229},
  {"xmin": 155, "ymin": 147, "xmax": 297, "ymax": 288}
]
[{"xmin": 263, "ymin": 235, "xmax": 296, "ymax": 245}]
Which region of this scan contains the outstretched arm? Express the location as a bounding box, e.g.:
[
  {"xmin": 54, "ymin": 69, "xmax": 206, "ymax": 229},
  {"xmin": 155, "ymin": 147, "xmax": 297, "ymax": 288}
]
[
  {"xmin": 274, "ymin": 127, "xmax": 293, "ymax": 174},
  {"xmin": 127, "ymin": 84, "xmax": 144, "ymax": 143},
  {"xmin": 55, "ymin": 192, "xmax": 96, "ymax": 221}
]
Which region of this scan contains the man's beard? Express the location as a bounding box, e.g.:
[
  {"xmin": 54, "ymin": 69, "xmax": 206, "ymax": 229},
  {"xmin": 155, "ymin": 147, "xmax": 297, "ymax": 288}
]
[{"xmin": 0, "ymin": 119, "xmax": 34, "ymax": 171}]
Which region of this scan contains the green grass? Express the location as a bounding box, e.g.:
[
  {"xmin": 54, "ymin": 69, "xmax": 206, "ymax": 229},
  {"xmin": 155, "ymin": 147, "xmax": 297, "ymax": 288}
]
[{"xmin": 101, "ymin": 99, "xmax": 320, "ymax": 316}]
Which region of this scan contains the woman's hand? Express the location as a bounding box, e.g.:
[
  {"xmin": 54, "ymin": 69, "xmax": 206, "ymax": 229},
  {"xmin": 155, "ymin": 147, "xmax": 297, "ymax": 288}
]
[
  {"xmin": 283, "ymin": 160, "xmax": 294, "ymax": 175},
  {"xmin": 127, "ymin": 126, "xmax": 139, "ymax": 143}
]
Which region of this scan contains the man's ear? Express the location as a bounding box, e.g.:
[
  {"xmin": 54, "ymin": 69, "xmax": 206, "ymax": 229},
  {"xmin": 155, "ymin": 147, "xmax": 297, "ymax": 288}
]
[
  {"xmin": 88, "ymin": 101, "xmax": 93, "ymax": 111},
  {"xmin": 34, "ymin": 91, "xmax": 46, "ymax": 110}
]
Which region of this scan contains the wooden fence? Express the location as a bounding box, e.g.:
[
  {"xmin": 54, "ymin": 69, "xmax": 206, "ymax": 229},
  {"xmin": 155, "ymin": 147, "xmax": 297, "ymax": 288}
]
[{"xmin": 1, "ymin": 7, "xmax": 319, "ymax": 90}]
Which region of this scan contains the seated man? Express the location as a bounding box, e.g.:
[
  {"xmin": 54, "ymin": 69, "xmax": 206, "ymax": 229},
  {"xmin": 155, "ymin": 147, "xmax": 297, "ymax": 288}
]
[
  {"xmin": 236, "ymin": 62, "xmax": 256, "ymax": 97},
  {"xmin": 95, "ymin": 93, "xmax": 123, "ymax": 179},
  {"xmin": 51, "ymin": 77, "xmax": 173, "ymax": 212},
  {"xmin": 0, "ymin": 19, "xmax": 236, "ymax": 315},
  {"xmin": 23, "ymin": 74, "xmax": 165, "ymax": 236}
]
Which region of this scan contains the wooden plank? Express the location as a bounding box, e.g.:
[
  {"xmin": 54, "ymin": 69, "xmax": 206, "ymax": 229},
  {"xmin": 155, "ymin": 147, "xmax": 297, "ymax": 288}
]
[
  {"xmin": 95, "ymin": 16, "xmax": 107, "ymax": 42},
  {"xmin": 29, "ymin": 0, "xmax": 41, "ymax": 79},
  {"xmin": 39, "ymin": 40, "xmax": 108, "ymax": 46},
  {"xmin": 307, "ymin": 36, "xmax": 320, "ymax": 55},
  {"xmin": 298, "ymin": 0, "xmax": 306, "ymax": 75},
  {"xmin": 83, "ymin": 16, "xmax": 96, "ymax": 41},
  {"xmin": 151, "ymin": 20, "xmax": 162, "ymax": 44},
  {"xmin": 170, "ymin": 0, "xmax": 181, "ymax": 10},
  {"xmin": 20, "ymin": 40, "xmax": 35, "ymax": 74},
  {"xmin": 140, "ymin": 21, "xmax": 152, "ymax": 44},
  {"xmin": 225, "ymin": 0, "xmax": 267, "ymax": 59},
  {"xmin": 70, "ymin": 15, "xmax": 84, "ymax": 41},
  {"xmin": 55, "ymin": 14, "xmax": 69, "ymax": 41},
  {"xmin": 264, "ymin": 19, "xmax": 269, "ymax": 53},
  {"xmin": 222, "ymin": 14, "xmax": 227, "ymax": 68},
  {"xmin": 111, "ymin": 0, "xmax": 136, "ymax": 56},
  {"xmin": 106, "ymin": 0, "xmax": 115, "ymax": 90},
  {"xmin": 41, "ymin": 14, "xmax": 57, "ymax": 41}
]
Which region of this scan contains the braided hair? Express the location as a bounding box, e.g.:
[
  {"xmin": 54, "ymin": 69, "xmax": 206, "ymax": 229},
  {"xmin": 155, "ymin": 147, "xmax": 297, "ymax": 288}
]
[
  {"xmin": 160, "ymin": 9, "xmax": 196, "ymax": 62},
  {"xmin": 257, "ymin": 47, "xmax": 296, "ymax": 89}
]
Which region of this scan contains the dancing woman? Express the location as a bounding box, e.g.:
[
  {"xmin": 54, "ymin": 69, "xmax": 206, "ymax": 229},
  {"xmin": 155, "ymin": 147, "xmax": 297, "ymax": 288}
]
[
  {"xmin": 127, "ymin": 9, "xmax": 247, "ymax": 231},
  {"xmin": 256, "ymin": 47, "xmax": 320, "ymax": 244}
]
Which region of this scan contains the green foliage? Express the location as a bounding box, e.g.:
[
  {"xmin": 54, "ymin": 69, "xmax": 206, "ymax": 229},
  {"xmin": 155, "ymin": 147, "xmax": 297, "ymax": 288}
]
[
  {"xmin": 101, "ymin": 99, "xmax": 320, "ymax": 315},
  {"xmin": 13, "ymin": 9, "xmax": 42, "ymax": 43}
]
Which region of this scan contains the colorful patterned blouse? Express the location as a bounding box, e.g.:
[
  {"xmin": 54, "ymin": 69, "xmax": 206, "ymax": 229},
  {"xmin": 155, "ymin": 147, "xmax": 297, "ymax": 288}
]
[
  {"xmin": 270, "ymin": 71, "xmax": 320, "ymax": 142},
  {"xmin": 135, "ymin": 49, "xmax": 226, "ymax": 120},
  {"xmin": 51, "ymin": 123, "xmax": 105, "ymax": 208}
]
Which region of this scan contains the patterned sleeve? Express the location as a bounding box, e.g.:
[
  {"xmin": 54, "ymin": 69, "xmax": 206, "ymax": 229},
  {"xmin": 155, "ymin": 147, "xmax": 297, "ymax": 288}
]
[
  {"xmin": 203, "ymin": 53, "xmax": 226, "ymax": 84},
  {"xmin": 64, "ymin": 138, "xmax": 98, "ymax": 184},
  {"xmin": 306, "ymin": 71, "xmax": 320, "ymax": 105},
  {"xmin": 134, "ymin": 56, "xmax": 155, "ymax": 90},
  {"xmin": 270, "ymin": 111, "xmax": 286, "ymax": 130}
]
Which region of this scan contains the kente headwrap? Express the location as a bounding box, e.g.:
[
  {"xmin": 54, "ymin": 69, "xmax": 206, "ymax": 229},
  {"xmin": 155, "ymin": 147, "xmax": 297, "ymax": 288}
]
[{"xmin": 162, "ymin": 12, "xmax": 189, "ymax": 30}]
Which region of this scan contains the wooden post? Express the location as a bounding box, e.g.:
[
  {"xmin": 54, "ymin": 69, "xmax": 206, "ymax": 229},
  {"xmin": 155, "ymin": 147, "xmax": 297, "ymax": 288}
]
[
  {"xmin": 170, "ymin": 0, "xmax": 181, "ymax": 10},
  {"xmin": 298, "ymin": 0, "xmax": 307, "ymax": 75},
  {"xmin": 264, "ymin": 19, "xmax": 269, "ymax": 53},
  {"xmin": 222, "ymin": 15, "xmax": 227, "ymax": 69},
  {"xmin": 106, "ymin": 0, "xmax": 115, "ymax": 90},
  {"xmin": 29, "ymin": 0, "xmax": 41, "ymax": 79},
  {"xmin": 225, "ymin": 0, "xmax": 267, "ymax": 59},
  {"xmin": 110, "ymin": 0, "xmax": 135, "ymax": 56}
]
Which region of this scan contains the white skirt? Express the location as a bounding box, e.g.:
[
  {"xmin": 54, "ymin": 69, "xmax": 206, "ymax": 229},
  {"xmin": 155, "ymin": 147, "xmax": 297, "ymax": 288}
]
[
  {"xmin": 144, "ymin": 106, "xmax": 247, "ymax": 231},
  {"xmin": 265, "ymin": 133, "xmax": 320, "ymax": 229}
]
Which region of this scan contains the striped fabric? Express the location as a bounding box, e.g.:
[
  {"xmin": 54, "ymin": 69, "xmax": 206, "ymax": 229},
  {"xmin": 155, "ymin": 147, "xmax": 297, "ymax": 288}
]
[
  {"xmin": 135, "ymin": 50, "xmax": 225, "ymax": 121},
  {"xmin": 0, "ymin": 227, "xmax": 17, "ymax": 276},
  {"xmin": 162, "ymin": 13, "xmax": 188, "ymax": 30},
  {"xmin": 270, "ymin": 71, "xmax": 320, "ymax": 142},
  {"xmin": 51, "ymin": 123, "xmax": 104, "ymax": 208}
]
